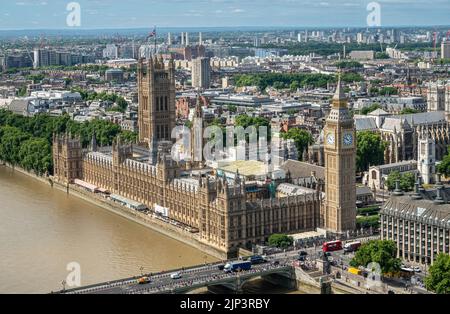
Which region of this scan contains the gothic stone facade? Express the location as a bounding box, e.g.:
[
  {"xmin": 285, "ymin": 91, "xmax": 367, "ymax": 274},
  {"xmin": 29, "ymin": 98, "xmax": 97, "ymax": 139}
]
[{"xmin": 53, "ymin": 135, "xmax": 322, "ymax": 257}]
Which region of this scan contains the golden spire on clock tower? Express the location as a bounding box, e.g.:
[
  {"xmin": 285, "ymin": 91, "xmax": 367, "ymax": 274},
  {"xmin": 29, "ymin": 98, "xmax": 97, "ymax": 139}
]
[{"xmin": 332, "ymin": 72, "xmax": 348, "ymax": 108}]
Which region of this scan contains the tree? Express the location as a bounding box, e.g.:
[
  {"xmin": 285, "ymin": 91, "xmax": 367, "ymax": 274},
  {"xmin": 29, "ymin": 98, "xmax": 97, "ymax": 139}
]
[
  {"xmin": 0, "ymin": 126, "xmax": 31, "ymax": 165},
  {"xmin": 350, "ymin": 240, "xmax": 401, "ymax": 275},
  {"xmin": 227, "ymin": 104, "xmax": 237, "ymax": 113},
  {"xmin": 335, "ymin": 60, "xmax": 363, "ymax": 69},
  {"xmin": 425, "ymin": 254, "xmax": 450, "ymax": 294},
  {"xmin": 120, "ymin": 131, "xmax": 138, "ymax": 144},
  {"xmin": 379, "ymin": 86, "xmax": 398, "ymax": 96},
  {"xmin": 400, "ymin": 108, "xmax": 419, "ymax": 114},
  {"xmin": 375, "ymin": 52, "xmax": 390, "ymax": 59},
  {"xmin": 115, "ymin": 97, "xmax": 128, "ymax": 112},
  {"xmin": 437, "ymin": 147, "xmax": 450, "ymax": 177},
  {"xmin": 281, "ymin": 128, "xmax": 313, "ymax": 161},
  {"xmin": 0, "ymin": 110, "xmax": 134, "ymax": 176},
  {"xmin": 268, "ymin": 234, "xmax": 294, "ymax": 249},
  {"xmin": 361, "ymin": 103, "xmax": 382, "ymax": 115},
  {"xmin": 386, "ymin": 171, "xmax": 415, "ymax": 192},
  {"xmin": 18, "ymin": 138, "xmax": 52, "ymax": 175},
  {"xmin": 287, "ymin": 109, "xmax": 300, "ymax": 116},
  {"xmin": 356, "ymin": 131, "xmax": 387, "ymax": 172}
]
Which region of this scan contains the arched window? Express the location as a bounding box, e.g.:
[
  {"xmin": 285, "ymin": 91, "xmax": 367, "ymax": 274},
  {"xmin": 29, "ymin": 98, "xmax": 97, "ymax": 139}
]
[{"xmin": 372, "ymin": 170, "xmax": 377, "ymax": 180}]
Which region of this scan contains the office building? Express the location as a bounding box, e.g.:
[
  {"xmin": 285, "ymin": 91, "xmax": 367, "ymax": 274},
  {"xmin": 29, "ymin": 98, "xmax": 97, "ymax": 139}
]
[{"xmin": 191, "ymin": 57, "xmax": 211, "ymax": 89}]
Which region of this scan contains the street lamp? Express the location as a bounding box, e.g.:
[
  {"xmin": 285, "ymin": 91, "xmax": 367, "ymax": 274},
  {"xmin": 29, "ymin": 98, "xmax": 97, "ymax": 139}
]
[
  {"xmin": 61, "ymin": 279, "xmax": 66, "ymax": 292},
  {"xmin": 140, "ymin": 266, "xmax": 144, "ymax": 276}
]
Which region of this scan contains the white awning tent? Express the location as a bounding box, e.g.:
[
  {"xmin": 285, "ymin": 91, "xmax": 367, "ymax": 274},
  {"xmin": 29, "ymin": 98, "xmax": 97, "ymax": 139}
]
[
  {"xmin": 74, "ymin": 179, "xmax": 99, "ymax": 193},
  {"xmin": 110, "ymin": 194, "xmax": 147, "ymax": 211}
]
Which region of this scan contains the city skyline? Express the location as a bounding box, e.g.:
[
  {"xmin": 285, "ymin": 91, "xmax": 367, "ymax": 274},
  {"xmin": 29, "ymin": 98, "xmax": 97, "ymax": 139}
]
[{"xmin": 0, "ymin": 0, "xmax": 449, "ymax": 30}]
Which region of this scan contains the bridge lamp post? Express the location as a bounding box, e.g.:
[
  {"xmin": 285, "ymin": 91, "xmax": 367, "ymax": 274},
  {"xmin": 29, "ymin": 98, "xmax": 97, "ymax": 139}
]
[
  {"xmin": 61, "ymin": 280, "xmax": 66, "ymax": 292},
  {"xmin": 140, "ymin": 266, "xmax": 144, "ymax": 276}
]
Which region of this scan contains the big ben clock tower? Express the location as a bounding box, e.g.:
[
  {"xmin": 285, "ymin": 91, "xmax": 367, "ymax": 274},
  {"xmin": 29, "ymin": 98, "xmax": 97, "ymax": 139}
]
[{"xmin": 324, "ymin": 74, "xmax": 356, "ymax": 234}]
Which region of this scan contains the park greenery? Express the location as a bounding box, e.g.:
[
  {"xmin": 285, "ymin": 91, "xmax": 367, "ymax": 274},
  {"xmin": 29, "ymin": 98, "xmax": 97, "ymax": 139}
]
[
  {"xmin": 268, "ymin": 234, "xmax": 294, "ymax": 249},
  {"xmin": 234, "ymin": 72, "xmax": 363, "ymax": 91},
  {"xmin": 0, "ymin": 109, "xmax": 137, "ymax": 176},
  {"xmin": 356, "ymin": 131, "xmax": 387, "ymax": 172},
  {"xmin": 350, "ymin": 240, "xmax": 402, "ymax": 275},
  {"xmin": 335, "ymin": 60, "xmax": 363, "ymax": 69},
  {"xmin": 424, "ymin": 253, "xmax": 450, "ymax": 294},
  {"xmin": 386, "ymin": 171, "xmax": 415, "ymax": 192},
  {"xmin": 280, "ymin": 128, "xmax": 314, "ymax": 161}
]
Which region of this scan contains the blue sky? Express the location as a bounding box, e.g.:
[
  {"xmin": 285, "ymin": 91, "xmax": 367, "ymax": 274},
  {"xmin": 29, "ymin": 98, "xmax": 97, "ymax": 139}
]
[{"xmin": 0, "ymin": 0, "xmax": 449, "ymax": 30}]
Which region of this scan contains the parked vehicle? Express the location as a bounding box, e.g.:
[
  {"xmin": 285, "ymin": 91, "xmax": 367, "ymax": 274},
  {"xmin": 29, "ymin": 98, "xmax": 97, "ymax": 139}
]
[
  {"xmin": 217, "ymin": 264, "xmax": 225, "ymax": 271},
  {"xmin": 224, "ymin": 261, "xmax": 252, "ymax": 273}
]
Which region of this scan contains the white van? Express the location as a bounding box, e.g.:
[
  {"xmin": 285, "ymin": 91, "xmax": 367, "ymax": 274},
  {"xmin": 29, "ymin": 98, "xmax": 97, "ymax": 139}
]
[{"xmin": 170, "ymin": 272, "xmax": 182, "ymax": 280}]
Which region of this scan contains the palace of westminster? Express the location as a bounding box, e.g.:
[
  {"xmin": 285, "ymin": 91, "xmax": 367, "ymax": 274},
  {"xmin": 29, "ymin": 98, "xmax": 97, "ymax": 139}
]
[{"xmin": 52, "ymin": 56, "xmax": 358, "ymax": 257}]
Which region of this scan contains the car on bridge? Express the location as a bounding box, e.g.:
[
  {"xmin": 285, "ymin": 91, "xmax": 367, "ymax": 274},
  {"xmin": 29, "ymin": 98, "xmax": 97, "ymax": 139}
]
[
  {"xmin": 224, "ymin": 261, "xmax": 252, "ymax": 273},
  {"xmin": 137, "ymin": 276, "xmax": 151, "ymax": 284},
  {"xmin": 170, "ymin": 272, "xmax": 182, "ymax": 280},
  {"xmin": 249, "ymin": 255, "xmax": 267, "ymax": 265}
]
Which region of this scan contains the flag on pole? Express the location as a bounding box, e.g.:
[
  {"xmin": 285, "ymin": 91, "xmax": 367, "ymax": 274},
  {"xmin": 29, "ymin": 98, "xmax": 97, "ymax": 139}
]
[{"xmin": 148, "ymin": 28, "xmax": 156, "ymax": 38}]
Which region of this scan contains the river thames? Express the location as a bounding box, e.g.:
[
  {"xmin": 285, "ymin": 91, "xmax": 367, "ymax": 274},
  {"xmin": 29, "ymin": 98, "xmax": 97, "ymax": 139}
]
[{"xmin": 0, "ymin": 166, "xmax": 218, "ymax": 293}]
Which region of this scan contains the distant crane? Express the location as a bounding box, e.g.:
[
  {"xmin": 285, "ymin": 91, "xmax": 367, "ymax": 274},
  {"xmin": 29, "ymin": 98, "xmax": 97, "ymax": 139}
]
[{"xmin": 20, "ymin": 36, "xmax": 34, "ymax": 67}]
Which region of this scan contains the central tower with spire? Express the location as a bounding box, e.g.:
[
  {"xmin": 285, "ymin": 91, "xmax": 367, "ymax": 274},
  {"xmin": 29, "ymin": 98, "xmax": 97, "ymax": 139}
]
[{"xmin": 323, "ymin": 74, "xmax": 357, "ymax": 234}]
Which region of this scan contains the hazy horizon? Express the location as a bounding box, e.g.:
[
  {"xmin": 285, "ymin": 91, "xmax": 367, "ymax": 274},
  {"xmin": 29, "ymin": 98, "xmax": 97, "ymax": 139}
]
[{"xmin": 0, "ymin": 0, "xmax": 449, "ymax": 31}]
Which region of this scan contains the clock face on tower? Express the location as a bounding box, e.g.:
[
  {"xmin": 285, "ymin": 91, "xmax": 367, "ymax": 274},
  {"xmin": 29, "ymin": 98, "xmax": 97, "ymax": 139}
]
[
  {"xmin": 343, "ymin": 133, "xmax": 354, "ymax": 146},
  {"xmin": 327, "ymin": 133, "xmax": 335, "ymax": 145}
]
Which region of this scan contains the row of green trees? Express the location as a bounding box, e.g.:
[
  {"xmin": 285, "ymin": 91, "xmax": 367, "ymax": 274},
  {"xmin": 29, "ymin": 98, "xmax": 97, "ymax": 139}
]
[
  {"xmin": 234, "ymin": 72, "xmax": 363, "ymax": 91},
  {"xmin": 0, "ymin": 109, "xmax": 137, "ymax": 175},
  {"xmin": 0, "ymin": 126, "xmax": 52, "ymax": 175}
]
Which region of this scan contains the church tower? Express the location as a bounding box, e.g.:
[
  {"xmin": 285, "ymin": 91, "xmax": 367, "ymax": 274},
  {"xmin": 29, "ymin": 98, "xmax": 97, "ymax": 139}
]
[
  {"xmin": 137, "ymin": 56, "xmax": 176, "ymax": 148},
  {"xmin": 324, "ymin": 75, "xmax": 356, "ymax": 234},
  {"xmin": 418, "ymin": 130, "xmax": 436, "ymax": 185}
]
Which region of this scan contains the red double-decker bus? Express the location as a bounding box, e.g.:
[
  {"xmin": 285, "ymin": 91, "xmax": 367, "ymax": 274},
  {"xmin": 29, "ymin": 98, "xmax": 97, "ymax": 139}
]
[{"xmin": 322, "ymin": 240, "xmax": 343, "ymax": 252}]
